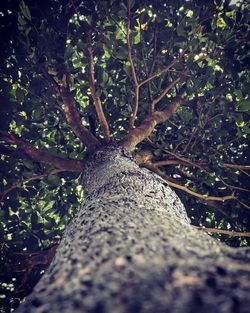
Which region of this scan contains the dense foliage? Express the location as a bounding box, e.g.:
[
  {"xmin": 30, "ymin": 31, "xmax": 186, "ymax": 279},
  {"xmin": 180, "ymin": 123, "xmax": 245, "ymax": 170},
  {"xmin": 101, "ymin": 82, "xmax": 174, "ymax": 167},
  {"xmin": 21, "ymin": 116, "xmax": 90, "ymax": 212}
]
[{"xmin": 0, "ymin": 0, "xmax": 249, "ymax": 312}]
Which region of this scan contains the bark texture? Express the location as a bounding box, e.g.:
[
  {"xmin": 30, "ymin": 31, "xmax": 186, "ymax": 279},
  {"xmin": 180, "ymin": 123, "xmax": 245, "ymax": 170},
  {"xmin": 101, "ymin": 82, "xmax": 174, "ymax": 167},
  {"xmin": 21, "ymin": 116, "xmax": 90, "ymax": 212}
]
[{"xmin": 16, "ymin": 147, "xmax": 250, "ymax": 313}]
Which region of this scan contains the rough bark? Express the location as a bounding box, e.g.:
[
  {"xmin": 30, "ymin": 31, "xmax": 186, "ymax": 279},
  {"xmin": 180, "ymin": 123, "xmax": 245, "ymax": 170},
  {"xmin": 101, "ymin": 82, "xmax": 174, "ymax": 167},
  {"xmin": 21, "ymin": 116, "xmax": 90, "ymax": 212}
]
[{"xmin": 16, "ymin": 147, "xmax": 250, "ymax": 313}]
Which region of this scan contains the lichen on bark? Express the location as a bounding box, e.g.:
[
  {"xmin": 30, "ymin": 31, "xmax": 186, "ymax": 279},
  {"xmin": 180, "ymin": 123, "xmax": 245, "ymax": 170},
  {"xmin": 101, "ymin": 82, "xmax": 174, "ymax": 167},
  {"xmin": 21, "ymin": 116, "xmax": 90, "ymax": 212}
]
[{"xmin": 16, "ymin": 147, "xmax": 250, "ymax": 313}]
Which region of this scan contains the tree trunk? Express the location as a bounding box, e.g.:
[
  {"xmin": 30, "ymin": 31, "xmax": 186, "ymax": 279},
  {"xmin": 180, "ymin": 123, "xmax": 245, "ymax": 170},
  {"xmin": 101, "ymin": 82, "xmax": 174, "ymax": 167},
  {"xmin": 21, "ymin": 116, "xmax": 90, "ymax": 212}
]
[{"xmin": 16, "ymin": 147, "xmax": 250, "ymax": 313}]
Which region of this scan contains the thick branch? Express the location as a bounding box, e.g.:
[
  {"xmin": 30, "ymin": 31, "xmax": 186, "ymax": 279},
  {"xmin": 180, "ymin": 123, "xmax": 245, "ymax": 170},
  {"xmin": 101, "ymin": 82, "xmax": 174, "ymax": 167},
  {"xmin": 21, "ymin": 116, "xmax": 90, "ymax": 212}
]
[
  {"xmin": 127, "ymin": 0, "xmax": 139, "ymax": 128},
  {"xmin": 60, "ymin": 83, "xmax": 101, "ymax": 150},
  {"xmin": 119, "ymin": 93, "xmax": 185, "ymax": 152},
  {"xmin": 87, "ymin": 31, "xmax": 110, "ymax": 143},
  {"xmin": 0, "ymin": 133, "xmax": 85, "ymax": 172},
  {"xmin": 41, "ymin": 67, "xmax": 100, "ymax": 151},
  {"xmin": 193, "ymin": 226, "xmax": 250, "ymax": 238}
]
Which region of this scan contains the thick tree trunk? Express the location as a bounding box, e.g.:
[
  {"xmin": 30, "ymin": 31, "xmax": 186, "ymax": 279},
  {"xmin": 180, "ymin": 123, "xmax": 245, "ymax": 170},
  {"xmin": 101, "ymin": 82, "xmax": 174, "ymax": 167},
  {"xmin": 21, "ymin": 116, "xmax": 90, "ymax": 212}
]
[{"xmin": 16, "ymin": 147, "xmax": 250, "ymax": 313}]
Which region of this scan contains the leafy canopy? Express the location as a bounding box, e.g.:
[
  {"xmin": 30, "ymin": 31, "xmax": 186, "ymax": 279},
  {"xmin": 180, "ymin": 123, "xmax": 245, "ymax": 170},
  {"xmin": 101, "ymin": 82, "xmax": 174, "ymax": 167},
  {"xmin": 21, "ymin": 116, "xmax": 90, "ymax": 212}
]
[{"xmin": 0, "ymin": 0, "xmax": 249, "ymax": 311}]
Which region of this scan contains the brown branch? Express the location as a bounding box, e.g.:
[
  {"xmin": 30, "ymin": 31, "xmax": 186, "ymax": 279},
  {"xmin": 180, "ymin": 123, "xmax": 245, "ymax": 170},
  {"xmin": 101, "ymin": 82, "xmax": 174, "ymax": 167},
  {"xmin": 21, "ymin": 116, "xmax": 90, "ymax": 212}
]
[
  {"xmin": 150, "ymin": 72, "xmax": 186, "ymax": 112},
  {"xmin": 153, "ymin": 159, "xmax": 250, "ymax": 193},
  {"xmin": 59, "ymin": 76, "xmax": 101, "ymax": 150},
  {"xmin": 139, "ymin": 21, "xmax": 153, "ymax": 111},
  {"xmin": 127, "ymin": 0, "xmax": 139, "ymax": 129},
  {"xmin": 149, "ymin": 27, "xmax": 159, "ymax": 77},
  {"xmin": 193, "ymin": 226, "xmax": 250, "ymax": 238},
  {"xmin": 222, "ymin": 163, "xmax": 250, "ymax": 171},
  {"xmin": 236, "ymin": 199, "xmax": 250, "ymax": 210},
  {"xmin": 41, "ymin": 66, "xmax": 101, "ymax": 151},
  {"xmin": 0, "ymin": 169, "xmax": 65, "ymax": 204},
  {"xmin": 144, "ymin": 163, "xmax": 235, "ymax": 202},
  {"xmin": 156, "ymin": 152, "xmax": 250, "ymax": 174},
  {"xmin": 0, "ymin": 133, "xmax": 85, "ymax": 172},
  {"xmin": 119, "ymin": 92, "xmax": 185, "ymax": 152},
  {"xmin": 87, "ymin": 31, "xmax": 110, "ymax": 143},
  {"xmin": 138, "ymin": 47, "xmax": 188, "ymax": 88},
  {"xmin": 163, "ymin": 150, "xmax": 205, "ymax": 169},
  {"xmin": 153, "ymin": 159, "xmax": 191, "ymax": 167},
  {"xmin": 148, "ymin": 28, "xmax": 159, "ymax": 114}
]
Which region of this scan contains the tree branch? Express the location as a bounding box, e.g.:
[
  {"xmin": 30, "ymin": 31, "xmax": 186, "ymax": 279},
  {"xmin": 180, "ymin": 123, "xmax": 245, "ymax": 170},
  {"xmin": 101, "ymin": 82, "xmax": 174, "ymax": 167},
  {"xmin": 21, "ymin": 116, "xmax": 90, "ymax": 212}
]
[
  {"xmin": 148, "ymin": 27, "xmax": 159, "ymax": 114},
  {"xmin": 0, "ymin": 133, "xmax": 85, "ymax": 172},
  {"xmin": 144, "ymin": 163, "xmax": 235, "ymax": 202},
  {"xmin": 193, "ymin": 226, "xmax": 250, "ymax": 238},
  {"xmin": 127, "ymin": 0, "xmax": 139, "ymax": 129},
  {"xmin": 150, "ymin": 72, "xmax": 186, "ymax": 112},
  {"xmin": 222, "ymin": 163, "xmax": 250, "ymax": 171},
  {"xmin": 153, "ymin": 157, "xmax": 250, "ymax": 192},
  {"xmin": 138, "ymin": 48, "xmax": 188, "ymax": 88},
  {"xmin": 153, "ymin": 159, "xmax": 191, "ymax": 167},
  {"xmin": 149, "ymin": 27, "xmax": 159, "ymax": 77},
  {"xmin": 59, "ymin": 76, "xmax": 101, "ymax": 150},
  {"xmin": 139, "ymin": 20, "xmax": 154, "ymax": 113},
  {"xmin": 87, "ymin": 31, "xmax": 110, "ymax": 143},
  {"xmin": 119, "ymin": 92, "xmax": 185, "ymax": 152},
  {"xmin": 41, "ymin": 67, "xmax": 101, "ymax": 151},
  {"xmin": 0, "ymin": 169, "xmax": 65, "ymax": 204},
  {"xmin": 149, "ymin": 153, "xmax": 250, "ymax": 194}
]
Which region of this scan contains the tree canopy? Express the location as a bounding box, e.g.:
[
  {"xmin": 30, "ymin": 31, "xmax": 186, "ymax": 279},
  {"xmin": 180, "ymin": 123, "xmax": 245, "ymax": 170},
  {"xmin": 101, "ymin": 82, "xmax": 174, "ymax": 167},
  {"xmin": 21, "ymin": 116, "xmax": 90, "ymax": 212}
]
[{"xmin": 0, "ymin": 0, "xmax": 249, "ymax": 312}]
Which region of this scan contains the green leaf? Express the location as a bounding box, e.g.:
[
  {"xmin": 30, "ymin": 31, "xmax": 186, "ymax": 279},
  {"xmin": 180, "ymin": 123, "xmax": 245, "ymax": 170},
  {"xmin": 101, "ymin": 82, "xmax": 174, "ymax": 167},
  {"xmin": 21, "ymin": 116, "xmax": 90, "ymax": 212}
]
[
  {"xmin": 65, "ymin": 45, "xmax": 74, "ymax": 59},
  {"xmin": 234, "ymin": 90, "xmax": 243, "ymax": 101},
  {"xmin": 16, "ymin": 88, "xmax": 25, "ymax": 102},
  {"xmin": 133, "ymin": 31, "xmax": 141, "ymax": 45},
  {"xmin": 237, "ymin": 100, "xmax": 250, "ymax": 111},
  {"xmin": 18, "ymin": 14, "xmax": 26, "ymax": 26},
  {"xmin": 31, "ymin": 211, "xmax": 39, "ymax": 226},
  {"xmin": 47, "ymin": 175, "xmax": 61, "ymax": 186},
  {"xmin": 23, "ymin": 160, "xmax": 34, "ymax": 169},
  {"xmin": 102, "ymin": 71, "xmax": 109, "ymax": 84},
  {"xmin": 32, "ymin": 108, "xmax": 43, "ymax": 120},
  {"xmin": 20, "ymin": 1, "xmax": 32, "ymax": 21}
]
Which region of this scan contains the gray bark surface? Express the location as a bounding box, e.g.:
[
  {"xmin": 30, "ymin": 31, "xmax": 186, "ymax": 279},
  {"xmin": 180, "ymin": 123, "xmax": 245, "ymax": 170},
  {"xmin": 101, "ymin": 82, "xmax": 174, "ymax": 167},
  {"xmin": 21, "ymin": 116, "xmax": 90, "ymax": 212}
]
[{"xmin": 16, "ymin": 147, "xmax": 250, "ymax": 313}]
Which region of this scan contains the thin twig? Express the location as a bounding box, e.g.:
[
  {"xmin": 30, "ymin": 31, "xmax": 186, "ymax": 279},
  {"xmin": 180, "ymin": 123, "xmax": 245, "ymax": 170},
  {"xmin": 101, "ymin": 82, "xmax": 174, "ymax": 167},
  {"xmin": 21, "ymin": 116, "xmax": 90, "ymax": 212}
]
[
  {"xmin": 0, "ymin": 169, "xmax": 65, "ymax": 205},
  {"xmin": 236, "ymin": 199, "xmax": 250, "ymax": 210},
  {"xmin": 222, "ymin": 163, "xmax": 250, "ymax": 171},
  {"xmin": 138, "ymin": 47, "xmax": 188, "ymax": 88},
  {"xmin": 150, "ymin": 71, "xmax": 186, "ymax": 111},
  {"xmin": 87, "ymin": 30, "xmax": 111, "ymax": 142},
  {"xmin": 127, "ymin": 0, "xmax": 139, "ymax": 129},
  {"xmin": 193, "ymin": 226, "xmax": 250, "ymax": 237},
  {"xmin": 152, "ymin": 157, "xmax": 250, "ymax": 194},
  {"xmin": 148, "ymin": 27, "xmax": 159, "ymax": 114},
  {"xmin": 144, "ymin": 163, "xmax": 235, "ymax": 202}
]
